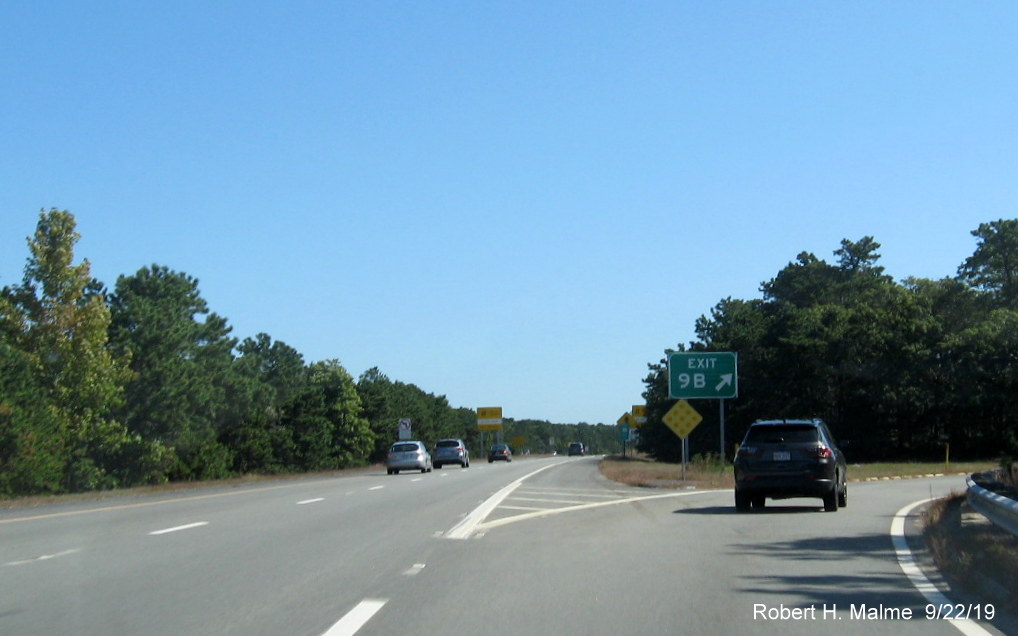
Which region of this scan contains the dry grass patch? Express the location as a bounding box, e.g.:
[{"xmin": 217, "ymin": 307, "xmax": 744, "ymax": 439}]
[
  {"xmin": 600, "ymin": 456, "xmax": 997, "ymax": 490},
  {"xmin": 600, "ymin": 455, "xmax": 734, "ymax": 489},
  {"xmin": 925, "ymin": 493, "xmax": 1018, "ymax": 613},
  {"xmin": 849, "ymin": 461, "xmax": 995, "ymax": 480}
]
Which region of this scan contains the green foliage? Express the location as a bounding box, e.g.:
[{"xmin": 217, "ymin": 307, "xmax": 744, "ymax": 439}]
[
  {"xmin": 501, "ymin": 418, "xmax": 617, "ymax": 455},
  {"xmin": 0, "ymin": 341, "xmax": 65, "ymax": 494},
  {"xmin": 1, "ymin": 209, "xmax": 137, "ymax": 492},
  {"xmin": 286, "ymin": 360, "xmax": 373, "ymax": 470},
  {"xmin": 6, "ymin": 210, "xmax": 1015, "ymax": 496},
  {"xmin": 958, "ymin": 219, "xmax": 1018, "ymax": 309},
  {"xmin": 108, "ymin": 264, "xmax": 239, "ymax": 481},
  {"xmin": 221, "ymin": 333, "xmax": 307, "ymax": 473},
  {"xmin": 642, "ymin": 228, "xmax": 1018, "ymax": 464},
  {"xmin": 356, "ymin": 367, "xmax": 459, "ymax": 461}
]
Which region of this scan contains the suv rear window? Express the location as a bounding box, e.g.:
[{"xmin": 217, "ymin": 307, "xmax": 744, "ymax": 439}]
[
  {"xmin": 391, "ymin": 443, "xmax": 419, "ymax": 452},
  {"xmin": 745, "ymin": 425, "xmax": 818, "ymax": 444},
  {"xmin": 436, "ymin": 440, "xmax": 460, "ymax": 448}
]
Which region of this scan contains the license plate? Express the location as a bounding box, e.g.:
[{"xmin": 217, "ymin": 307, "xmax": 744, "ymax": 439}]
[{"xmin": 773, "ymin": 451, "xmax": 790, "ymax": 461}]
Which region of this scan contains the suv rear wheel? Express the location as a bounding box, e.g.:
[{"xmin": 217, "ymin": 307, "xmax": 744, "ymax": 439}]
[
  {"xmin": 823, "ymin": 488, "xmax": 838, "ymax": 512},
  {"xmin": 735, "ymin": 490, "xmax": 751, "ymax": 512}
]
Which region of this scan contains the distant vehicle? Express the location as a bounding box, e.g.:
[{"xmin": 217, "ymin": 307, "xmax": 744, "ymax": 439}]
[
  {"xmin": 386, "ymin": 441, "xmax": 433, "ymax": 475},
  {"xmin": 567, "ymin": 442, "xmax": 585, "ymax": 456},
  {"xmin": 433, "ymin": 438, "xmax": 470, "ymax": 468},
  {"xmin": 488, "ymin": 443, "xmax": 512, "ymax": 463},
  {"xmin": 733, "ymin": 419, "xmax": 848, "ymax": 512}
]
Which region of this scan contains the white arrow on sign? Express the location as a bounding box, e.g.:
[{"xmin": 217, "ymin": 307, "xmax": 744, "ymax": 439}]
[{"xmin": 715, "ymin": 374, "xmax": 733, "ymax": 392}]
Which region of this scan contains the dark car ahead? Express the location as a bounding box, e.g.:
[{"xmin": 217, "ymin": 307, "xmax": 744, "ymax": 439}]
[
  {"xmin": 488, "ymin": 443, "xmax": 512, "ymax": 463},
  {"xmin": 567, "ymin": 442, "xmax": 585, "ymax": 456},
  {"xmin": 433, "ymin": 438, "xmax": 470, "ymax": 468},
  {"xmin": 733, "ymin": 419, "xmax": 847, "ymax": 512}
]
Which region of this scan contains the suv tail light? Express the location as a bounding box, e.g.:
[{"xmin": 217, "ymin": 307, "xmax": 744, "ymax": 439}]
[{"xmin": 815, "ymin": 446, "xmax": 833, "ymax": 459}]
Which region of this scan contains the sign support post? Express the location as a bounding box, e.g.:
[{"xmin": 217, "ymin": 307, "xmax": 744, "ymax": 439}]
[{"xmin": 719, "ymin": 399, "xmax": 725, "ymax": 461}]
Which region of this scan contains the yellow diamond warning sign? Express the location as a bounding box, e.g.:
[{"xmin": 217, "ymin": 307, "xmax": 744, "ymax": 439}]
[{"xmin": 662, "ymin": 400, "xmax": 702, "ymax": 440}]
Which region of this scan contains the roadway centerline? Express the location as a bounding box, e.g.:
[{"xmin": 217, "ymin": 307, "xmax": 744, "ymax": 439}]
[
  {"xmin": 297, "ymin": 498, "xmax": 325, "ymax": 505},
  {"xmin": 148, "ymin": 521, "xmax": 208, "ymax": 536}
]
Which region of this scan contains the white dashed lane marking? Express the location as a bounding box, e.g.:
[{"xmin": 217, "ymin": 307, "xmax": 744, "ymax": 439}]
[
  {"xmin": 148, "ymin": 521, "xmax": 208, "ymax": 535},
  {"xmin": 322, "ymin": 599, "xmax": 387, "ymax": 636},
  {"xmin": 4, "ymin": 549, "xmax": 80, "ymax": 567}
]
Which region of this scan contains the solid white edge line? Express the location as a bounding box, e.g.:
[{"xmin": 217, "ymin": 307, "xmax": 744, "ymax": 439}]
[
  {"xmin": 444, "ymin": 461, "xmax": 566, "ymax": 539},
  {"xmin": 478, "ymin": 490, "xmax": 715, "ymax": 532},
  {"xmin": 148, "ymin": 521, "xmax": 208, "ymax": 535},
  {"xmin": 322, "ymin": 599, "xmax": 387, "ymax": 636},
  {"xmin": 892, "ymin": 499, "xmax": 993, "ymax": 636}
]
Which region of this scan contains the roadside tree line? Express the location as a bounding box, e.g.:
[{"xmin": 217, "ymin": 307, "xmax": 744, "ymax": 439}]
[
  {"xmin": 0, "ymin": 209, "xmax": 612, "ymax": 496},
  {"xmin": 638, "ymin": 224, "xmax": 1018, "ymax": 465}
]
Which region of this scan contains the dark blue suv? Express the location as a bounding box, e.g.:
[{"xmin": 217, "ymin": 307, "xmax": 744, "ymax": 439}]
[{"xmin": 734, "ymin": 419, "xmax": 848, "ymax": 512}]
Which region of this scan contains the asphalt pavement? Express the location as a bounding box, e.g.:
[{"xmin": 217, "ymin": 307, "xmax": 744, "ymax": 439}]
[{"xmin": 1, "ymin": 456, "xmax": 1011, "ymax": 635}]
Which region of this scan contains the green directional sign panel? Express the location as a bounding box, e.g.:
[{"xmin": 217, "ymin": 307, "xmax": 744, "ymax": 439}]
[{"xmin": 668, "ymin": 352, "xmax": 738, "ymax": 399}]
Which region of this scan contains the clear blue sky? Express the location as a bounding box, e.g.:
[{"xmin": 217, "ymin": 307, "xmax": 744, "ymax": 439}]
[{"xmin": 3, "ymin": 2, "xmax": 1016, "ymax": 425}]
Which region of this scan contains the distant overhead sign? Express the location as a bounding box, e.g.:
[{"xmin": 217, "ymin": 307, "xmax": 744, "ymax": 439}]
[
  {"xmin": 667, "ymin": 352, "xmax": 738, "ymax": 399},
  {"xmin": 477, "ymin": 406, "xmax": 503, "ymax": 431},
  {"xmin": 632, "ymin": 405, "xmax": 647, "ymax": 427}
]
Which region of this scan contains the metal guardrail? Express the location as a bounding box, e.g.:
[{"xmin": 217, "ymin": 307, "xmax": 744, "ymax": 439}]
[{"xmin": 966, "ymin": 473, "xmax": 1018, "ymax": 537}]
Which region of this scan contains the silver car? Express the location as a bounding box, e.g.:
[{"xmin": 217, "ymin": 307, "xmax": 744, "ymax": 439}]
[
  {"xmin": 433, "ymin": 438, "xmax": 470, "ymax": 468},
  {"xmin": 386, "ymin": 441, "xmax": 433, "ymax": 475}
]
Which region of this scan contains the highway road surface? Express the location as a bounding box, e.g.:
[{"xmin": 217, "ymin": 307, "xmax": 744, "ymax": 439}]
[{"xmin": 1, "ymin": 456, "xmax": 1013, "ymax": 635}]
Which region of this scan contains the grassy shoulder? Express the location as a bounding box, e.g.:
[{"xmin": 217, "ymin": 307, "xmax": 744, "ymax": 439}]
[
  {"xmin": 598, "ymin": 454, "xmax": 995, "ymax": 489},
  {"xmin": 925, "ymin": 493, "xmax": 1018, "ymax": 614},
  {"xmin": 0, "ymin": 465, "xmax": 383, "ymax": 510}
]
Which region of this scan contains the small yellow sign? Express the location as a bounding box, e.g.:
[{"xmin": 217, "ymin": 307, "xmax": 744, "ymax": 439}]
[
  {"xmin": 632, "ymin": 405, "xmax": 647, "ymax": 427},
  {"xmin": 617, "ymin": 412, "xmax": 635, "ymax": 426},
  {"xmin": 477, "ymin": 406, "xmax": 503, "ymax": 431},
  {"xmin": 662, "ymin": 400, "xmax": 702, "ymax": 440}
]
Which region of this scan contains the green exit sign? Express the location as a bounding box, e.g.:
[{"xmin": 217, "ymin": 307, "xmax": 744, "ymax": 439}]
[{"xmin": 668, "ymin": 352, "xmax": 738, "ymax": 399}]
